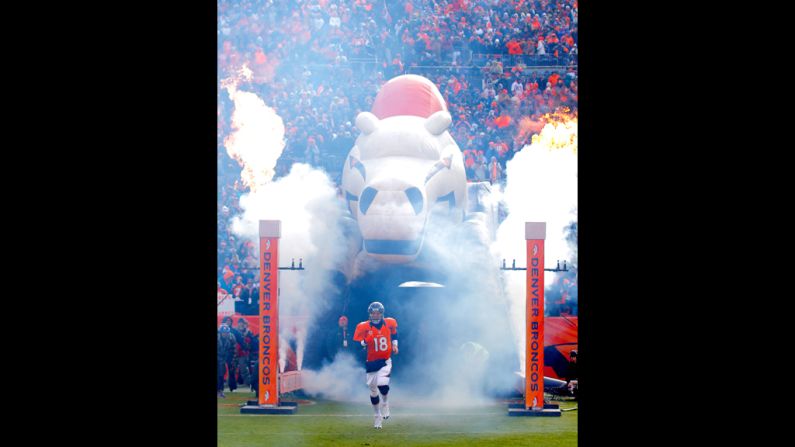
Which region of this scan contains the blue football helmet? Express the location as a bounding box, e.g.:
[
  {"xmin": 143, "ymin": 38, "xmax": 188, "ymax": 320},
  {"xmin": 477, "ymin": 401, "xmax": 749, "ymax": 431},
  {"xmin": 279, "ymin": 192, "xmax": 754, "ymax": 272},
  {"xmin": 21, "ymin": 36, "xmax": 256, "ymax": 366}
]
[{"xmin": 368, "ymin": 301, "xmax": 385, "ymax": 324}]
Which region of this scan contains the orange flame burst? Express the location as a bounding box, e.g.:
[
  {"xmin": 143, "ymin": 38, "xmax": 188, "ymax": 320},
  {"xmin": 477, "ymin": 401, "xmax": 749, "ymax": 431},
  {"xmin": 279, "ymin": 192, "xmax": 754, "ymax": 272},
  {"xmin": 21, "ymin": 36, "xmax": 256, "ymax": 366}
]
[
  {"xmin": 220, "ymin": 63, "xmax": 253, "ymax": 96},
  {"xmin": 221, "ymin": 64, "xmax": 254, "ymax": 191},
  {"xmin": 531, "ymin": 109, "xmax": 577, "ymax": 153},
  {"xmin": 220, "ymin": 63, "xmax": 285, "ymax": 193},
  {"xmin": 515, "ymin": 108, "xmax": 577, "ymax": 153},
  {"xmin": 235, "ymin": 161, "xmax": 263, "ymax": 193}
]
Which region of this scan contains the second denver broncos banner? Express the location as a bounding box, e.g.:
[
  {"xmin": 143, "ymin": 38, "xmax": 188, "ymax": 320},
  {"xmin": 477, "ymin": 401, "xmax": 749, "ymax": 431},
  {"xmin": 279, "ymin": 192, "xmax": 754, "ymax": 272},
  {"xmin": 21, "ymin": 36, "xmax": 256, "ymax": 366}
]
[
  {"xmin": 259, "ymin": 220, "xmax": 280, "ymax": 405},
  {"xmin": 525, "ymin": 222, "xmax": 545, "ymax": 410}
]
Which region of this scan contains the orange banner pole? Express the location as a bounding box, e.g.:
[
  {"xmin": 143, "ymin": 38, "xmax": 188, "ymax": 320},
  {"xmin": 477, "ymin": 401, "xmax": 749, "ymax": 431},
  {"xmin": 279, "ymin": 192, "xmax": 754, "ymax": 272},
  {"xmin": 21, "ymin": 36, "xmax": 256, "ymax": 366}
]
[
  {"xmin": 259, "ymin": 220, "xmax": 281, "ymax": 406},
  {"xmin": 525, "ymin": 222, "xmax": 545, "ymax": 410}
]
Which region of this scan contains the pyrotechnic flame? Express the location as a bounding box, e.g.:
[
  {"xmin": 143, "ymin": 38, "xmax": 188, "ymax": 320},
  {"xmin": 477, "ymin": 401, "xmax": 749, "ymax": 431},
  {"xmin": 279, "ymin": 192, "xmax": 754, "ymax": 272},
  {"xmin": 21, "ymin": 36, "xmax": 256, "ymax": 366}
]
[
  {"xmin": 221, "ymin": 62, "xmax": 339, "ymax": 375},
  {"xmin": 496, "ymin": 112, "xmax": 577, "ymax": 374},
  {"xmin": 220, "ymin": 63, "xmax": 253, "ymax": 94},
  {"xmin": 221, "ymin": 63, "xmax": 285, "ymax": 193},
  {"xmin": 530, "ymin": 110, "xmax": 577, "ymax": 153},
  {"xmin": 239, "ymin": 64, "xmax": 253, "ymax": 82},
  {"xmin": 539, "ymin": 107, "xmax": 576, "ymax": 124},
  {"xmin": 515, "ymin": 108, "xmax": 577, "ymax": 149}
]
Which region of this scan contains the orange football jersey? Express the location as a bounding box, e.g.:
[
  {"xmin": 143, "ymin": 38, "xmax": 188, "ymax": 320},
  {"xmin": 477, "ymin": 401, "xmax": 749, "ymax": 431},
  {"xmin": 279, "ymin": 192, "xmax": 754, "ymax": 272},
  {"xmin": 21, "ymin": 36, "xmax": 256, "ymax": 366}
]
[{"xmin": 353, "ymin": 317, "xmax": 398, "ymax": 362}]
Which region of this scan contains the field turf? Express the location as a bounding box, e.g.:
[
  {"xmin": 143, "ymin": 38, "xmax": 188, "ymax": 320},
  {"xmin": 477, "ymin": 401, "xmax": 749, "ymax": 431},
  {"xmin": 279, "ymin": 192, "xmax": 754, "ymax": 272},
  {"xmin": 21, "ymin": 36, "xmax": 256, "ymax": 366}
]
[{"xmin": 218, "ymin": 390, "xmax": 577, "ymax": 446}]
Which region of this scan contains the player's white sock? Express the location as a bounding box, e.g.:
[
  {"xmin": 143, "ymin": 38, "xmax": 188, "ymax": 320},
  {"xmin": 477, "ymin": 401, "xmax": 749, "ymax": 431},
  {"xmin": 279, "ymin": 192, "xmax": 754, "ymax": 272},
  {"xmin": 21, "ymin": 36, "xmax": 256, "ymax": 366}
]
[
  {"xmin": 373, "ymin": 413, "xmax": 383, "ymax": 429},
  {"xmin": 380, "ymin": 395, "xmax": 390, "ymax": 419}
]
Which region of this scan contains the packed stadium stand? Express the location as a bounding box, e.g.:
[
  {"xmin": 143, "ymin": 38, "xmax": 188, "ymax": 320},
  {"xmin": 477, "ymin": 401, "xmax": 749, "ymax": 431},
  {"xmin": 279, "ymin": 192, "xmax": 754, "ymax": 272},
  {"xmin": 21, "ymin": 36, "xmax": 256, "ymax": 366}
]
[{"xmin": 217, "ymin": 0, "xmax": 577, "ymax": 314}]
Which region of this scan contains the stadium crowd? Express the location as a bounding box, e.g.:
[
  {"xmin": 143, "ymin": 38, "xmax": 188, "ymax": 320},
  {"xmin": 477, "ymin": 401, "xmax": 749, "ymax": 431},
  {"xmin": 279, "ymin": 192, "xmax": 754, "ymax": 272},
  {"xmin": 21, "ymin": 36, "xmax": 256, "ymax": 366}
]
[{"xmin": 216, "ymin": 0, "xmax": 578, "ymax": 317}]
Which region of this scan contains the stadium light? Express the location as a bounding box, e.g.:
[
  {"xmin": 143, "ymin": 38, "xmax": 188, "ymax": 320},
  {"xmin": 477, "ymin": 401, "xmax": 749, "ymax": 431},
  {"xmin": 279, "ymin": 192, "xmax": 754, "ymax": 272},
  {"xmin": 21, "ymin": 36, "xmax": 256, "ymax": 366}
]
[{"xmin": 398, "ymin": 281, "xmax": 444, "ymax": 288}]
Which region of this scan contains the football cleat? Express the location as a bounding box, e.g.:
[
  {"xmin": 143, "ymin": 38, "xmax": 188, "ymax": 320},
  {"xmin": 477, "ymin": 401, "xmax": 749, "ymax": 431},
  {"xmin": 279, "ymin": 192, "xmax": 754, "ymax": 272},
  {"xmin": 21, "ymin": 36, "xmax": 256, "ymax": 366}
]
[{"xmin": 374, "ymin": 414, "xmax": 383, "ymax": 429}]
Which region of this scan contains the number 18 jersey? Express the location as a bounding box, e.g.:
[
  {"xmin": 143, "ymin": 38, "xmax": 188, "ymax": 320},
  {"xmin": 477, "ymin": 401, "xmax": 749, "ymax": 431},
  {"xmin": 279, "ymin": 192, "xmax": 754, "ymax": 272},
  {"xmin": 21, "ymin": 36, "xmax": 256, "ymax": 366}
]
[{"xmin": 353, "ymin": 318, "xmax": 398, "ymax": 363}]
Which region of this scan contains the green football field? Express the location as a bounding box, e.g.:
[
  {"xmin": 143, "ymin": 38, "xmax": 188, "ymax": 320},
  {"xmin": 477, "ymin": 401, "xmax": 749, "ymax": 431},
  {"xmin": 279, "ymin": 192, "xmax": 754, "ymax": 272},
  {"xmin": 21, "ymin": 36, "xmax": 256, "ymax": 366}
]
[{"xmin": 218, "ymin": 390, "xmax": 577, "ymax": 447}]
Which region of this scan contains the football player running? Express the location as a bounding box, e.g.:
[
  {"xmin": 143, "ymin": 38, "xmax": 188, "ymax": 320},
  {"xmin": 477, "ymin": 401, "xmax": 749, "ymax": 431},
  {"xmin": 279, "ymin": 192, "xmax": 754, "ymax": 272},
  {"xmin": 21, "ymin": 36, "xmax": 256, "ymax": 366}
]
[{"xmin": 353, "ymin": 301, "xmax": 398, "ymax": 429}]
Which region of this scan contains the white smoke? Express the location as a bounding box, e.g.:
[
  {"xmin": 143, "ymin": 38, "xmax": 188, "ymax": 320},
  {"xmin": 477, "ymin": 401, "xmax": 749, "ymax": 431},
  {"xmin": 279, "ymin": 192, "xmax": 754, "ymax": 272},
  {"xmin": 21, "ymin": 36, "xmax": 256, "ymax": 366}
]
[
  {"xmin": 494, "ymin": 125, "xmax": 578, "ymax": 374},
  {"xmin": 284, "ymin": 125, "xmax": 577, "ymax": 404},
  {"xmin": 378, "ymin": 204, "xmax": 520, "ymax": 401},
  {"xmin": 408, "ymin": 340, "xmax": 494, "ymax": 408},
  {"xmin": 231, "ymin": 163, "xmax": 348, "ymax": 368},
  {"xmin": 300, "ymin": 352, "xmax": 363, "ymax": 402},
  {"xmin": 221, "ymin": 78, "xmax": 348, "ymax": 370}
]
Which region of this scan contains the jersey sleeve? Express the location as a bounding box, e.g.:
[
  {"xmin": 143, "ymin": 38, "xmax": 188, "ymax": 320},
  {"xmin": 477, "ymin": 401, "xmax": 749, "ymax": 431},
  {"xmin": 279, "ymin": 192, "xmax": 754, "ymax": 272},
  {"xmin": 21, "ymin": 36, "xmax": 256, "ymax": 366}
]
[
  {"xmin": 385, "ymin": 318, "xmax": 398, "ymax": 338},
  {"xmin": 352, "ymin": 322, "xmax": 368, "ymax": 342}
]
